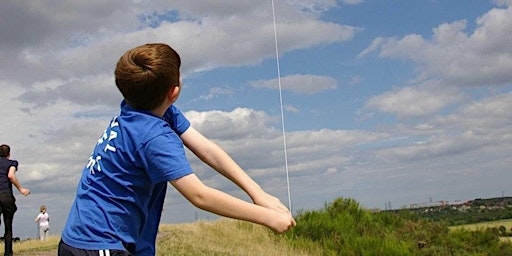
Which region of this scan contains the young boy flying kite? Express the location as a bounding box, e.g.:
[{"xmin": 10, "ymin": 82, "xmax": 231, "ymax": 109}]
[{"xmin": 59, "ymin": 43, "xmax": 296, "ymax": 256}]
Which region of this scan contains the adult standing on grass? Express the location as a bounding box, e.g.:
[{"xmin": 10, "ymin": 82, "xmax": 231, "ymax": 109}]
[
  {"xmin": 0, "ymin": 144, "xmax": 30, "ymax": 256},
  {"xmin": 58, "ymin": 43, "xmax": 296, "ymax": 256},
  {"xmin": 34, "ymin": 205, "xmax": 50, "ymax": 241}
]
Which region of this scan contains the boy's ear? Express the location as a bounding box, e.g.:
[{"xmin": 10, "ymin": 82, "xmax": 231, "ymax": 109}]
[{"xmin": 167, "ymin": 84, "xmax": 181, "ymax": 103}]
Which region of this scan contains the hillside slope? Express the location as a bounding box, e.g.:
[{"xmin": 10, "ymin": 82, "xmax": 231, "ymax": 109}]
[{"xmin": 10, "ymin": 219, "xmax": 321, "ymax": 256}]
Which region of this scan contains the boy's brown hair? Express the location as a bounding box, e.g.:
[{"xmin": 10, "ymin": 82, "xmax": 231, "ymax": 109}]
[
  {"xmin": 0, "ymin": 144, "xmax": 10, "ymax": 158},
  {"xmin": 115, "ymin": 43, "xmax": 181, "ymax": 110}
]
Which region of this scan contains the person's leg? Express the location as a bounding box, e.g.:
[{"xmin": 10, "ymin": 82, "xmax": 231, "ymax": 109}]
[
  {"xmin": 2, "ymin": 194, "xmax": 16, "ymax": 256},
  {"xmin": 0, "ymin": 198, "xmax": 4, "ymax": 255},
  {"xmin": 2, "ymin": 208, "xmax": 15, "ymax": 256},
  {"xmin": 39, "ymin": 227, "xmax": 44, "ymax": 241}
]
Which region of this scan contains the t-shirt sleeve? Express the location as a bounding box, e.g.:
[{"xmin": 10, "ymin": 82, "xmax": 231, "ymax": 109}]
[
  {"xmin": 162, "ymin": 105, "xmax": 190, "ymax": 135},
  {"xmin": 143, "ymin": 132, "xmax": 193, "ymax": 184},
  {"xmin": 10, "ymin": 160, "xmax": 18, "ymax": 170}
]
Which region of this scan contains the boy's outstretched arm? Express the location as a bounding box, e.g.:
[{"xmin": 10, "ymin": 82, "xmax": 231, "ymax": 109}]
[
  {"xmin": 170, "ymin": 173, "xmax": 296, "ymax": 233},
  {"xmin": 8, "ymin": 166, "xmax": 30, "ymax": 196},
  {"xmin": 180, "ymin": 127, "xmax": 290, "ymax": 213}
]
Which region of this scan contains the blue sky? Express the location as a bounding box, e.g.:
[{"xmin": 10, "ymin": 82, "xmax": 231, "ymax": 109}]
[{"xmin": 1, "ymin": 0, "xmax": 511, "ymax": 239}]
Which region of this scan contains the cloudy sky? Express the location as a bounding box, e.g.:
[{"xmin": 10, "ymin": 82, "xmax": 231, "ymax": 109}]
[{"xmin": 1, "ymin": 0, "xmax": 512, "ymax": 239}]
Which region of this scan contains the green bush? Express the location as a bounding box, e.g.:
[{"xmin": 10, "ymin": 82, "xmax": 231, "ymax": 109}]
[{"xmin": 285, "ymin": 197, "xmax": 512, "ymax": 255}]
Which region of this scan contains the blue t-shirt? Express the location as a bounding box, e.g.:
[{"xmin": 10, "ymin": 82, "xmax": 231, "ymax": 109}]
[{"xmin": 61, "ymin": 101, "xmax": 193, "ymax": 255}]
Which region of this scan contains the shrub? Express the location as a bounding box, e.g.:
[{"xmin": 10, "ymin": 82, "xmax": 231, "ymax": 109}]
[{"xmin": 285, "ymin": 197, "xmax": 512, "ymax": 255}]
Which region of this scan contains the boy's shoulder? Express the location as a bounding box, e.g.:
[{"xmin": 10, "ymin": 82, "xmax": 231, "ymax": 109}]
[
  {"xmin": 8, "ymin": 159, "xmax": 18, "ymax": 167},
  {"xmin": 0, "ymin": 159, "xmax": 18, "ymax": 169},
  {"xmin": 116, "ymin": 109, "xmax": 176, "ymax": 145}
]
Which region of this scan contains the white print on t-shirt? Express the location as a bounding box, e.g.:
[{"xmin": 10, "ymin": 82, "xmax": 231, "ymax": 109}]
[
  {"xmin": 87, "ymin": 155, "xmax": 102, "ymax": 174},
  {"xmin": 87, "ymin": 117, "xmax": 119, "ymax": 175}
]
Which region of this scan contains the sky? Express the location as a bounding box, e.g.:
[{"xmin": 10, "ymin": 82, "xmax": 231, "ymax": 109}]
[{"xmin": 1, "ymin": 0, "xmax": 512, "ymax": 239}]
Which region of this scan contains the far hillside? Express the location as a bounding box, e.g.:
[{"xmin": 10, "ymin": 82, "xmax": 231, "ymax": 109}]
[{"xmin": 403, "ymin": 196, "xmax": 512, "ymax": 225}]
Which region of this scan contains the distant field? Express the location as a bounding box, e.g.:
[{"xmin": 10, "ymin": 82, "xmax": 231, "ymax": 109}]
[
  {"xmin": 451, "ymin": 219, "xmax": 512, "ymax": 242},
  {"xmin": 450, "ymin": 219, "xmax": 512, "ymax": 230}
]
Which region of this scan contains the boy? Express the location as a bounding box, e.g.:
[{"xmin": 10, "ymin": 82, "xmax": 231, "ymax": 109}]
[
  {"xmin": 59, "ymin": 43, "xmax": 296, "ymax": 255},
  {"xmin": 0, "ymin": 144, "xmax": 30, "ymax": 256}
]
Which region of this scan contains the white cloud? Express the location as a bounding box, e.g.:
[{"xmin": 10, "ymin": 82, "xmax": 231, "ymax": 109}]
[
  {"xmin": 363, "ymin": 80, "xmax": 464, "ymax": 118},
  {"xmin": 341, "ymin": 0, "xmax": 364, "ymax": 5},
  {"xmin": 493, "ymin": 0, "xmax": 512, "ymax": 7},
  {"xmin": 185, "ymin": 108, "xmax": 388, "ymax": 180},
  {"xmin": 186, "ymin": 108, "xmax": 279, "ymax": 140},
  {"xmin": 250, "ymin": 74, "xmax": 338, "ymax": 94},
  {"xmin": 360, "ymin": 4, "xmax": 512, "ymax": 87},
  {"xmin": 0, "ymin": 0, "xmax": 358, "ymax": 88},
  {"xmin": 284, "ymin": 105, "xmax": 300, "ymax": 113},
  {"xmin": 436, "ymin": 92, "xmax": 512, "ymax": 135},
  {"xmin": 374, "ymin": 92, "xmax": 512, "ymax": 165},
  {"xmin": 325, "ymin": 167, "xmax": 338, "ymax": 175},
  {"xmin": 198, "ymin": 87, "xmax": 235, "ymax": 101},
  {"xmin": 286, "ymin": 0, "xmax": 338, "ymax": 12},
  {"xmin": 358, "ymin": 37, "xmax": 384, "ymax": 58}
]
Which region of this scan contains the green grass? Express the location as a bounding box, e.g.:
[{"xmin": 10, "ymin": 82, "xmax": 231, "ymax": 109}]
[
  {"xmin": 451, "ymin": 218, "xmax": 512, "ymax": 243},
  {"xmin": 451, "ymin": 218, "xmax": 512, "ymax": 230},
  {"xmin": 8, "ymin": 236, "xmax": 60, "ymax": 256},
  {"xmin": 286, "ymin": 198, "xmax": 512, "ymax": 255},
  {"xmin": 5, "ymin": 200, "xmax": 512, "ymax": 255}
]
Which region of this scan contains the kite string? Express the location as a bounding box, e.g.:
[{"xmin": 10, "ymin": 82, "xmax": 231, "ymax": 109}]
[{"xmin": 271, "ymin": 0, "xmax": 292, "ymax": 212}]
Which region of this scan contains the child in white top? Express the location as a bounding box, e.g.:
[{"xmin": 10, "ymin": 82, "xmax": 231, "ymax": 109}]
[{"xmin": 34, "ymin": 205, "xmax": 50, "ymax": 241}]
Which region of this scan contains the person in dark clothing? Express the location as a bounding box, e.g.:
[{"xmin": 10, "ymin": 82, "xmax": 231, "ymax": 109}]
[{"xmin": 0, "ymin": 144, "xmax": 30, "ymax": 256}]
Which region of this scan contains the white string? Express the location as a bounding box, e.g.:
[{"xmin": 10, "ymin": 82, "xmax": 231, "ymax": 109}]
[{"xmin": 271, "ymin": 0, "xmax": 292, "ymax": 212}]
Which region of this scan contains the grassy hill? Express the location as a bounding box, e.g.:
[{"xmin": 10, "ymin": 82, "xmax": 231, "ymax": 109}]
[
  {"xmin": 155, "ymin": 219, "xmax": 322, "ymax": 255},
  {"xmin": 6, "ymin": 219, "xmax": 322, "ymax": 256},
  {"xmin": 6, "ymin": 197, "xmax": 512, "ymax": 255}
]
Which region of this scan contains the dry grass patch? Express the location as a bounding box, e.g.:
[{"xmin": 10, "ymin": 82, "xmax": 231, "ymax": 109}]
[
  {"xmin": 156, "ymin": 218, "xmax": 322, "ymax": 256},
  {"xmin": 3, "ymin": 219, "xmax": 322, "ymax": 255},
  {"xmin": 0, "ymin": 236, "xmax": 60, "ymax": 255}
]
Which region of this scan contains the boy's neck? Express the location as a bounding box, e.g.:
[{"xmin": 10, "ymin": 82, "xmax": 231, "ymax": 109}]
[
  {"xmin": 150, "ymin": 101, "xmax": 173, "ymax": 117},
  {"xmin": 149, "ymin": 85, "xmax": 179, "ymax": 117}
]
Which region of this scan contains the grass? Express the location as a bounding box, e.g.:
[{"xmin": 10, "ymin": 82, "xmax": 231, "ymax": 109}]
[
  {"xmin": 450, "ymin": 218, "xmax": 512, "ymax": 242},
  {"xmin": 7, "ymin": 217, "xmax": 512, "ymax": 255},
  {"xmin": 1, "ymin": 219, "xmax": 323, "ymax": 255},
  {"xmin": 450, "ymin": 218, "xmax": 512, "ymax": 231},
  {"xmin": 156, "ymin": 219, "xmax": 322, "ymax": 255},
  {"xmin": 8, "ymin": 236, "xmax": 60, "ymax": 256}
]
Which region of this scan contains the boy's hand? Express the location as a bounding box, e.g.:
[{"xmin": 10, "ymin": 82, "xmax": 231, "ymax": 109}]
[
  {"xmin": 19, "ymin": 188, "xmax": 30, "ymax": 196},
  {"xmin": 253, "ymin": 192, "xmax": 290, "ymax": 214},
  {"xmin": 268, "ymin": 210, "xmax": 296, "ymax": 234}
]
